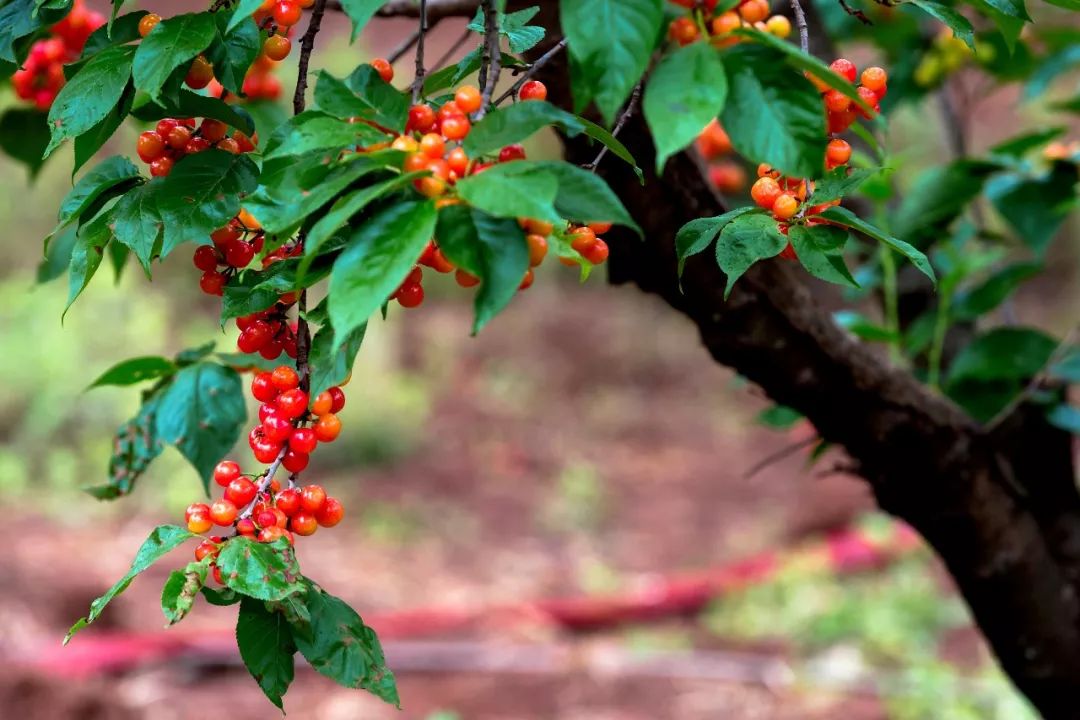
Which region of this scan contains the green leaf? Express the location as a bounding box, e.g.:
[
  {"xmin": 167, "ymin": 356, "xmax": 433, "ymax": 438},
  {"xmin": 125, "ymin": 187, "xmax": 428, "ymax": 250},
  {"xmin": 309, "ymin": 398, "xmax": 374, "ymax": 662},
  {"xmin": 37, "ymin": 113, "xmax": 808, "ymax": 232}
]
[
  {"xmin": 757, "ymin": 404, "xmax": 803, "ymax": 429},
  {"xmin": 82, "ymin": 10, "xmax": 150, "ymax": 59},
  {"xmin": 329, "ymin": 199, "xmax": 438, "ymax": 344},
  {"xmin": 237, "ymin": 596, "xmax": 296, "ymax": 710},
  {"xmin": 308, "ymin": 323, "xmax": 367, "ymax": 399},
  {"xmin": 1048, "ymin": 348, "xmax": 1080, "ymax": 383},
  {"xmin": 53, "ymin": 156, "xmax": 142, "ymax": 239},
  {"xmin": 217, "ymin": 537, "xmax": 305, "ymax": 601},
  {"xmin": 1047, "ymin": 404, "xmax": 1080, "ymax": 434},
  {"xmin": 38, "ymin": 227, "xmax": 78, "ymax": 284},
  {"xmin": 987, "ymin": 164, "xmax": 1078, "ymax": 255},
  {"xmin": 227, "ymin": 0, "xmax": 265, "ymax": 32},
  {"xmin": 948, "ymin": 327, "xmax": 1058, "ymax": 384},
  {"xmin": 819, "ymin": 206, "xmax": 936, "ymax": 285},
  {"xmin": 154, "ymin": 362, "xmax": 247, "ymax": 487},
  {"xmin": 675, "ymin": 207, "xmax": 756, "ymax": 274},
  {"xmin": 535, "ymin": 161, "xmax": 641, "ymax": 233},
  {"xmin": 989, "ymin": 127, "xmax": 1067, "ymax": 159},
  {"xmin": 788, "ymin": 225, "xmax": 858, "ymax": 288},
  {"xmin": 132, "ymin": 12, "xmax": 217, "ymax": 101},
  {"xmin": 501, "ymin": 6, "xmax": 546, "ymax": 53},
  {"xmin": 89, "ymin": 356, "xmax": 177, "ymax": 389},
  {"xmin": 952, "ymin": 262, "xmax": 1041, "ymax": 320},
  {"xmin": 201, "ymin": 585, "xmax": 242, "ymax": 606},
  {"xmin": 207, "ymin": 16, "xmax": 261, "ymax": 96},
  {"xmin": 313, "ymin": 67, "xmax": 410, "ymax": 132},
  {"xmin": 111, "ymin": 181, "xmax": 163, "ymax": 271},
  {"xmin": 644, "ymin": 42, "xmax": 728, "ymax": 172},
  {"xmin": 65, "ymin": 210, "xmax": 114, "ymax": 317},
  {"xmin": 579, "ymin": 117, "xmax": 643, "ymax": 181},
  {"xmin": 0, "ymin": 107, "xmax": 51, "ymax": 177},
  {"xmin": 73, "ymin": 84, "xmax": 136, "ymax": 176},
  {"xmin": 66, "ymin": 525, "xmax": 195, "ymax": 643},
  {"xmin": 287, "ymin": 583, "xmax": 399, "ymax": 706},
  {"xmin": 889, "ymin": 160, "xmax": 997, "ymax": 247},
  {"xmin": 983, "ymin": 0, "xmax": 1030, "ymax": 20},
  {"xmin": 222, "ymin": 258, "xmax": 333, "ymax": 323},
  {"xmin": 464, "ymin": 100, "xmax": 586, "ymax": 156},
  {"xmin": 715, "ymin": 212, "xmax": 788, "ymax": 298},
  {"xmin": 263, "ymin": 111, "xmax": 392, "ymax": 160},
  {"xmin": 46, "ymin": 45, "xmax": 135, "ymax": 157},
  {"xmin": 720, "ymin": 44, "xmax": 825, "ymax": 179},
  {"xmin": 435, "ymin": 206, "xmax": 530, "ymax": 334},
  {"xmin": 161, "ymin": 559, "xmax": 210, "ymax": 626},
  {"xmin": 88, "ymin": 393, "xmax": 165, "ymax": 499},
  {"xmin": 454, "ymin": 162, "xmax": 562, "ymax": 223},
  {"xmin": 336, "ymin": 0, "xmax": 383, "ymax": 41},
  {"xmin": 909, "ymin": 0, "xmax": 976, "ymax": 50},
  {"xmin": 832, "ymin": 310, "xmax": 897, "ymax": 342},
  {"xmin": 560, "ymin": 0, "xmax": 663, "ymax": 124},
  {"xmin": 132, "ymin": 89, "xmax": 256, "ymax": 135},
  {"xmin": 301, "ymin": 173, "xmax": 425, "ymax": 276},
  {"xmin": 809, "ymin": 167, "xmax": 876, "ymax": 205},
  {"xmin": 156, "ymin": 150, "xmax": 260, "ymax": 258}
]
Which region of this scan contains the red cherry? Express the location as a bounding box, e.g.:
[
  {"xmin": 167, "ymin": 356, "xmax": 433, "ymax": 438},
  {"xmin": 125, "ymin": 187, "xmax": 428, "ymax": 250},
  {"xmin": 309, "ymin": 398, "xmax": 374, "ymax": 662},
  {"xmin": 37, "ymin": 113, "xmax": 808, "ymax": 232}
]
[
  {"xmin": 313, "ymin": 413, "xmax": 341, "ymax": 442},
  {"xmin": 262, "ymin": 414, "xmax": 294, "ymax": 444},
  {"xmin": 281, "ymin": 449, "xmax": 309, "ymax": 473},
  {"xmin": 166, "ymin": 125, "xmax": 192, "ymax": 150},
  {"xmin": 224, "ymin": 477, "xmax": 257, "ymax": 507},
  {"xmin": 396, "ymin": 282, "xmax": 424, "ymax": 308},
  {"xmin": 275, "ymin": 487, "xmax": 302, "ymax": 515},
  {"xmin": 300, "ymin": 484, "xmax": 326, "ymax": 513},
  {"xmin": 149, "ymin": 156, "xmax": 174, "ymax": 177},
  {"xmin": 252, "ymin": 438, "xmax": 282, "ymax": 463},
  {"xmin": 371, "ymin": 57, "xmax": 393, "ymax": 83},
  {"xmin": 583, "ymin": 239, "xmax": 609, "ymax": 264},
  {"xmin": 251, "ymin": 372, "xmax": 278, "ymax": 402},
  {"xmin": 271, "ymin": 366, "xmax": 300, "ymax": 391},
  {"xmin": 290, "ymin": 511, "xmax": 318, "ymax": 536},
  {"xmin": 272, "ymin": 0, "xmax": 302, "ymax": 27},
  {"xmin": 289, "ymin": 428, "xmax": 318, "ymax": 454},
  {"xmin": 213, "ymin": 460, "xmax": 241, "ymax": 487},
  {"xmin": 276, "ymin": 388, "xmax": 309, "ymax": 419},
  {"xmin": 829, "ymin": 58, "xmax": 857, "ymax": 83},
  {"xmin": 236, "ymin": 517, "xmax": 257, "ymax": 536},
  {"xmin": 441, "ymin": 115, "xmax": 470, "ymax": 140},
  {"xmin": 498, "ymin": 144, "xmax": 526, "ymax": 162},
  {"xmin": 199, "ymin": 271, "xmax": 226, "ymax": 296},
  {"xmin": 185, "ymin": 502, "xmax": 211, "ymax": 522},
  {"xmin": 193, "ymin": 245, "xmax": 220, "ymax": 272},
  {"xmin": 519, "ymin": 80, "xmax": 547, "ymax": 101},
  {"xmin": 408, "ymin": 104, "xmax": 436, "ymax": 133},
  {"xmin": 136, "ymin": 131, "xmax": 166, "ymax": 162},
  {"xmin": 209, "ymin": 499, "xmax": 238, "ymax": 526},
  {"xmin": 315, "ymin": 497, "xmax": 344, "ymax": 527},
  {"xmin": 224, "ymin": 240, "xmax": 255, "ymax": 268},
  {"xmin": 194, "ymin": 540, "xmax": 219, "ymax": 561},
  {"xmin": 200, "ymin": 118, "xmax": 228, "ymax": 143},
  {"xmin": 327, "ymin": 387, "xmax": 346, "ymax": 413},
  {"xmin": 156, "ymin": 119, "xmax": 179, "ymax": 137},
  {"xmin": 258, "ymin": 526, "xmax": 287, "ymax": 543}
]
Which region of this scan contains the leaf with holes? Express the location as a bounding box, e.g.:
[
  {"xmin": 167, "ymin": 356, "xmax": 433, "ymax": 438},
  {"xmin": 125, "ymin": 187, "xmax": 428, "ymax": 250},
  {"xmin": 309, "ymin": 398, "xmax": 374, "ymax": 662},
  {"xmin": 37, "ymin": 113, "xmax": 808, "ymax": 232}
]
[
  {"xmin": 161, "ymin": 559, "xmax": 210, "ymax": 626},
  {"xmin": 216, "ymin": 537, "xmax": 305, "ymax": 601}
]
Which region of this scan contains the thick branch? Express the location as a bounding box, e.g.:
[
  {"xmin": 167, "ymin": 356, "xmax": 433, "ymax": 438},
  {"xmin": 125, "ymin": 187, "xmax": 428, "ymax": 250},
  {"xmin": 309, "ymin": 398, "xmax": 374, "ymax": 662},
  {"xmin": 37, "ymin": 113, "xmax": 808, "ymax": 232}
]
[
  {"xmin": 475, "ymin": 0, "xmax": 501, "ymax": 119},
  {"xmin": 293, "ymin": 0, "xmax": 329, "ymax": 115}
]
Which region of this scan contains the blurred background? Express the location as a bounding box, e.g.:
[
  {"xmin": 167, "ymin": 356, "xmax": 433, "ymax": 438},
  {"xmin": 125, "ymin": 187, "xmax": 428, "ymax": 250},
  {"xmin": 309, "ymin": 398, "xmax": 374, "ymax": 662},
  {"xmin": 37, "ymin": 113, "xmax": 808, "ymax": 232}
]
[{"xmin": 1, "ymin": 1, "xmax": 1078, "ymax": 718}]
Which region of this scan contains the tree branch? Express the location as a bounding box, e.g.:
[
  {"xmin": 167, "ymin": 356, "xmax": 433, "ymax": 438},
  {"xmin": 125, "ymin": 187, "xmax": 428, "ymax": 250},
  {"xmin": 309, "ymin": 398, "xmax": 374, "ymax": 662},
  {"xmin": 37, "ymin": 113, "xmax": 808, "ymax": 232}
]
[
  {"xmin": 475, "ymin": 0, "xmax": 501, "ymax": 120},
  {"xmin": 325, "ymin": 0, "xmax": 479, "ymax": 21},
  {"xmin": 292, "ymin": 0, "xmax": 329, "ymax": 115},
  {"xmin": 411, "ymin": 0, "xmax": 429, "ymax": 103},
  {"xmin": 493, "ymin": 37, "xmax": 567, "ymax": 105},
  {"xmin": 789, "ymin": 0, "xmax": 809, "ymax": 53},
  {"xmin": 584, "ymin": 83, "xmax": 641, "ymax": 172}
]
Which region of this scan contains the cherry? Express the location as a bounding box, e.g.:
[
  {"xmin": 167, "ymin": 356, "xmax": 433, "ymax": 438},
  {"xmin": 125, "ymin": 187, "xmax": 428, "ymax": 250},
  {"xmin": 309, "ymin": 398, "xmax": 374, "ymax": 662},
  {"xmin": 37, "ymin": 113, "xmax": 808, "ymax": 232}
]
[
  {"xmin": 271, "ymin": 365, "xmax": 300, "ymax": 391},
  {"xmin": 520, "ymin": 218, "xmax": 554, "ymax": 236},
  {"xmin": 311, "ymin": 391, "xmax": 333, "ymax": 416},
  {"xmin": 765, "ymin": 15, "xmax": 791, "ymax": 37},
  {"xmin": 166, "ymin": 125, "xmax": 192, "ymax": 150},
  {"xmin": 275, "ymin": 487, "xmax": 301, "ymax": 515},
  {"xmin": 327, "ymin": 387, "xmax": 346, "ymax": 413},
  {"xmin": 217, "ymin": 137, "xmax": 240, "ymax": 154},
  {"xmin": 186, "ymin": 502, "xmax": 211, "ymax": 521},
  {"xmin": 193, "ymin": 245, "xmax": 220, "ymax": 272},
  {"xmin": 519, "ymin": 269, "xmax": 535, "ymax": 290},
  {"xmin": 668, "ymin": 17, "xmax": 699, "ymax": 46},
  {"xmin": 751, "ymin": 176, "xmax": 782, "ymax": 209},
  {"xmin": 772, "ymin": 193, "xmax": 799, "ymax": 220},
  {"xmin": 826, "ymin": 138, "xmax": 852, "ymax": 167},
  {"xmin": 441, "ymin": 115, "xmax": 470, "ymax": 140},
  {"xmin": 396, "ymin": 282, "xmax": 424, "ymax": 308},
  {"xmin": 569, "ymin": 227, "xmax": 598, "ymax": 254},
  {"xmin": 136, "ymin": 131, "xmax": 165, "ymax": 162},
  {"xmin": 519, "ymin": 80, "xmax": 547, "ymax": 102},
  {"xmin": 282, "ymin": 449, "xmax": 309, "ymax": 473},
  {"xmin": 194, "ymin": 540, "xmax": 219, "ymax": 561},
  {"xmin": 224, "ymin": 239, "xmax": 255, "ymax": 268},
  {"xmin": 138, "ymin": 13, "xmax": 161, "ymax": 37},
  {"xmin": 587, "ymin": 221, "xmax": 613, "ymax": 234},
  {"xmin": 446, "ymin": 147, "xmax": 470, "ymax": 176},
  {"xmin": 210, "ymin": 499, "xmax": 238, "ymax": 526},
  {"xmin": 236, "ymin": 517, "xmax": 257, "ymax": 536},
  {"xmin": 455, "ymin": 269, "xmax": 480, "ymax": 287},
  {"xmin": 251, "ymin": 372, "xmax": 279, "ymax": 402},
  {"xmin": 214, "ymin": 460, "xmax": 241, "ymax": 487},
  {"xmin": 738, "ymin": 0, "xmax": 769, "ymax": 23},
  {"xmin": 252, "ymin": 438, "xmax": 282, "ymax": 463},
  {"xmin": 830, "ymin": 58, "xmax": 857, "ymax": 84},
  {"xmin": 855, "ymin": 86, "xmax": 880, "ymax": 118},
  {"xmin": 211, "ymin": 225, "xmax": 242, "ymax": 247},
  {"xmin": 258, "ymin": 526, "xmax": 287, "ymax": 543},
  {"xmin": 186, "ymin": 136, "xmax": 211, "ymax": 154},
  {"xmin": 200, "ymin": 118, "xmax": 228, "ymax": 143},
  {"xmin": 199, "ymin": 270, "xmax": 226, "ymax": 296},
  {"xmin": 860, "ymin": 66, "xmax": 887, "ymax": 93},
  {"xmin": 526, "ymin": 234, "xmax": 548, "ymax": 267},
  {"xmin": 274, "ymin": 388, "xmax": 307, "ymax": 419},
  {"xmin": 712, "ymin": 11, "xmax": 740, "ymax": 34},
  {"xmin": 259, "ymin": 340, "xmax": 283, "ymax": 360},
  {"xmin": 314, "ymin": 414, "xmax": 342, "ymax": 442},
  {"xmin": 234, "ymin": 131, "xmax": 256, "ymax": 153},
  {"xmin": 419, "ymin": 133, "xmax": 445, "ymax": 159},
  {"xmin": 290, "ymin": 511, "xmax": 318, "ymax": 535},
  {"xmin": 300, "ymin": 484, "xmax": 326, "ymax": 513},
  {"xmin": 408, "ymin": 104, "xmax": 437, "ymax": 133},
  {"xmin": 149, "ymin": 156, "xmax": 174, "ymax": 178},
  {"xmin": 238, "ymin": 325, "xmax": 271, "ymax": 354},
  {"xmin": 499, "ymin": 144, "xmax": 526, "ymax": 162},
  {"xmin": 315, "ymin": 497, "xmax": 344, "ymax": 527},
  {"xmin": 371, "ymin": 57, "xmax": 393, "ymax": 83},
  {"xmin": 454, "ymin": 85, "xmax": 482, "ymax": 114},
  {"xmin": 187, "ymin": 511, "xmax": 212, "ymax": 534},
  {"xmin": 827, "ymin": 108, "xmax": 856, "ymax": 134},
  {"xmin": 824, "ymin": 90, "xmax": 851, "ymax": 113},
  {"xmin": 263, "ymin": 414, "xmax": 294, "ymax": 444},
  {"xmin": 583, "ymin": 239, "xmax": 609, "ymax": 265},
  {"xmin": 225, "ymin": 477, "xmax": 258, "ymax": 507},
  {"xmin": 273, "ymin": 0, "xmax": 302, "ymax": 26},
  {"xmin": 185, "ymin": 56, "xmax": 214, "ymax": 89},
  {"xmin": 437, "ymin": 100, "xmax": 464, "ymax": 121},
  {"xmin": 263, "ymin": 34, "xmax": 291, "ymax": 61}
]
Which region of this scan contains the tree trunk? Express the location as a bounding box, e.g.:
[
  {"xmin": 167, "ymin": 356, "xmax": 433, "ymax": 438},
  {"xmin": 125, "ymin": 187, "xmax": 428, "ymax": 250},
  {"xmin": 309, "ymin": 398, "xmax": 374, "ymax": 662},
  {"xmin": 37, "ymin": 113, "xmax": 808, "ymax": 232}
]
[{"xmin": 508, "ymin": 5, "xmax": 1080, "ymax": 715}]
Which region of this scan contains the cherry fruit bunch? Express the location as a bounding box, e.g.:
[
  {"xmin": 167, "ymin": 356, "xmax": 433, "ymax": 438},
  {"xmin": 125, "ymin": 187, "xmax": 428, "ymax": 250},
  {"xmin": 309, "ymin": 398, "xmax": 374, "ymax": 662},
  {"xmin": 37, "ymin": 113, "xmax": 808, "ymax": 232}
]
[
  {"xmin": 12, "ymin": 0, "xmax": 104, "ymax": 110},
  {"xmin": 183, "ymin": 365, "xmax": 348, "ymax": 582},
  {"xmin": 136, "ymin": 116, "xmax": 257, "ymax": 177},
  {"xmin": 668, "ymin": 0, "xmax": 793, "ymax": 47}
]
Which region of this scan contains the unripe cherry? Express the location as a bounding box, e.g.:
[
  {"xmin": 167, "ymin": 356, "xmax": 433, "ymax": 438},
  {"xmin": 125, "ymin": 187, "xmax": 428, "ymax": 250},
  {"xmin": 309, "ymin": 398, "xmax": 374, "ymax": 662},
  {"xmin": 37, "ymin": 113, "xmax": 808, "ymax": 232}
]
[
  {"xmin": 751, "ymin": 176, "xmax": 782, "ymax": 209},
  {"xmin": 454, "ymin": 85, "xmax": 482, "ymax": 114},
  {"xmin": 187, "ymin": 512, "xmax": 212, "ymax": 534},
  {"xmin": 138, "ymin": 13, "xmax": 161, "ymax": 37},
  {"xmin": 214, "ymin": 460, "xmax": 241, "ymax": 487},
  {"xmin": 185, "ymin": 56, "xmax": 214, "ymax": 89},
  {"xmin": 224, "ymin": 477, "xmax": 258, "ymax": 507},
  {"xmin": 258, "ymin": 525, "xmax": 287, "ymax": 543},
  {"xmin": 311, "ymin": 391, "xmax": 333, "ymax": 416},
  {"xmin": 860, "ymin": 66, "xmax": 887, "ymax": 93},
  {"xmin": 772, "ymin": 193, "xmax": 799, "ymax": 220}
]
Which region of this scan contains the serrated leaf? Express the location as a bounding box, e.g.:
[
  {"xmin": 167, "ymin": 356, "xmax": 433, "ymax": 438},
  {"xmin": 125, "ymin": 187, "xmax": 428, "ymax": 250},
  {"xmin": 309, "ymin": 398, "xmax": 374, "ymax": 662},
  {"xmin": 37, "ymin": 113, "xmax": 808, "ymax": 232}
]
[
  {"xmin": 909, "ymin": 0, "xmax": 976, "ymax": 50},
  {"xmin": 788, "ymin": 224, "xmax": 858, "ymax": 288},
  {"xmin": 561, "ymin": 0, "xmax": 663, "ymax": 124},
  {"xmin": 464, "ymin": 100, "xmax": 585, "ymax": 156},
  {"xmin": 454, "ymin": 162, "xmax": 562, "ymax": 223},
  {"xmin": 217, "ymin": 537, "xmax": 305, "ymax": 601},
  {"xmin": 948, "ymin": 327, "xmax": 1057, "ymax": 384},
  {"xmin": 161, "ymin": 559, "xmax": 209, "ymax": 626},
  {"xmin": 818, "ymin": 206, "xmax": 936, "ymax": 285},
  {"xmin": 132, "ymin": 12, "xmax": 217, "ymax": 101},
  {"xmin": 132, "ymin": 89, "xmax": 256, "ymax": 135},
  {"xmin": 308, "ymin": 323, "xmax": 366, "ymax": 399},
  {"xmin": 72, "ymin": 83, "xmax": 136, "ymax": 176},
  {"xmin": 263, "ymin": 111, "xmax": 392, "ymax": 160},
  {"xmin": 674, "ymin": 207, "xmax": 756, "ymax": 274},
  {"xmin": 810, "ymin": 167, "xmax": 875, "ymax": 204},
  {"xmin": 287, "ymin": 582, "xmax": 399, "ymax": 706},
  {"xmin": 987, "ymin": 163, "xmax": 1078, "ymax": 255},
  {"xmin": 66, "ymin": 525, "xmax": 195, "ymax": 643},
  {"xmin": 436, "ymin": 205, "xmax": 530, "ymax": 334},
  {"xmin": 715, "ymin": 212, "xmax": 788, "ymax": 298},
  {"xmin": 155, "ymin": 149, "xmax": 260, "ymax": 258},
  {"xmin": 0, "ymin": 107, "xmax": 51, "ymax": 177},
  {"xmin": 720, "ymin": 44, "xmax": 825, "ymax": 179},
  {"xmin": 329, "ymin": 199, "xmax": 438, "ymax": 345},
  {"xmin": 952, "ymin": 262, "xmax": 1041, "ymax": 320},
  {"xmin": 154, "ymin": 362, "xmax": 247, "ymax": 487},
  {"xmin": 207, "ymin": 16, "xmax": 261, "ymax": 96},
  {"xmin": 88, "ymin": 393, "xmax": 164, "ymax": 499},
  {"xmin": 536, "ymin": 161, "xmax": 641, "ymax": 233},
  {"xmin": 237, "ymin": 596, "xmax": 296, "ymax": 710},
  {"xmin": 82, "ymin": 10, "xmax": 150, "ymax": 59},
  {"xmin": 221, "ymin": 257, "xmax": 333, "ymax": 323},
  {"xmin": 65, "ymin": 209, "xmax": 114, "ymax": 317},
  {"xmin": 88, "ymin": 356, "xmax": 177, "ymax": 389},
  {"xmin": 46, "ymin": 45, "xmax": 135, "ymax": 157},
  {"xmin": 314, "ymin": 67, "xmax": 410, "ymax": 132},
  {"xmin": 643, "ymin": 42, "xmax": 728, "ymax": 172},
  {"xmin": 110, "ymin": 181, "xmax": 163, "ymax": 271},
  {"xmin": 53, "ymin": 156, "xmax": 142, "ymax": 240}
]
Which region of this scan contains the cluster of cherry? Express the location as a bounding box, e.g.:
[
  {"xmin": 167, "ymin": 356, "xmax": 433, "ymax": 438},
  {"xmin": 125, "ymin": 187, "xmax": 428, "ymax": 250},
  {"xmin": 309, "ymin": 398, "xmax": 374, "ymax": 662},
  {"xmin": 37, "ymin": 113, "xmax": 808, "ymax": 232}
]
[
  {"xmin": 668, "ymin": 0, "xmax": 793, "ymax": 47},
  {"xmin": 136, "ymin": 117, "xmax": 257, "ymax": 177},
  {"xmin": 12, "ymin": 0, "xmax": 104, "ymax": 110}
]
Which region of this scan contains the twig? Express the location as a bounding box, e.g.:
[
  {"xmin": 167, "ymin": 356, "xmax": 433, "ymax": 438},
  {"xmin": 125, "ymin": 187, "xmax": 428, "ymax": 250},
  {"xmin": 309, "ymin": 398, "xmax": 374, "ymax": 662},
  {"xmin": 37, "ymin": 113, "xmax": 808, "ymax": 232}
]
[
  {"xmin": 238, "ymin": 446, "xmax": 289, "ymax": 519},
  {"xmin": 387, "ymin": 28, "xmax": 421, "ymax": 64},
  {"xmin": 297, "ymin": 289, "xmax": 312, "ymax": 391},
  {"xmin": 836, "ymin": 0, "xmax": 872, "ymax": 25},
  {"xmin": 475, "ymin": 0, "xmax": 501, "ymax": 120},
  {"xmin": 410, "ymin": 0, "xmax": 428, "ymax": 103},
  {"xmin": 984, "ymin": 325, "xmax": 1079, "ymax": 431},
  {"xmin": 789, "ymin": 0, "xmax": 809, "ymax": 53},
  {"xmin": 493, "ymin": 38, "xmax": 567, "ymax": 105},
  {"xmin": 584, "ymin": 83, "xmax": 642, "ymax": 172},
  {"xmin": 743, "ymin": 436, "xmax": 819, "ymax": 479},
  {"xmin": 292, "ymin": 0, "xmax": 329, "ymax": 115}
]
